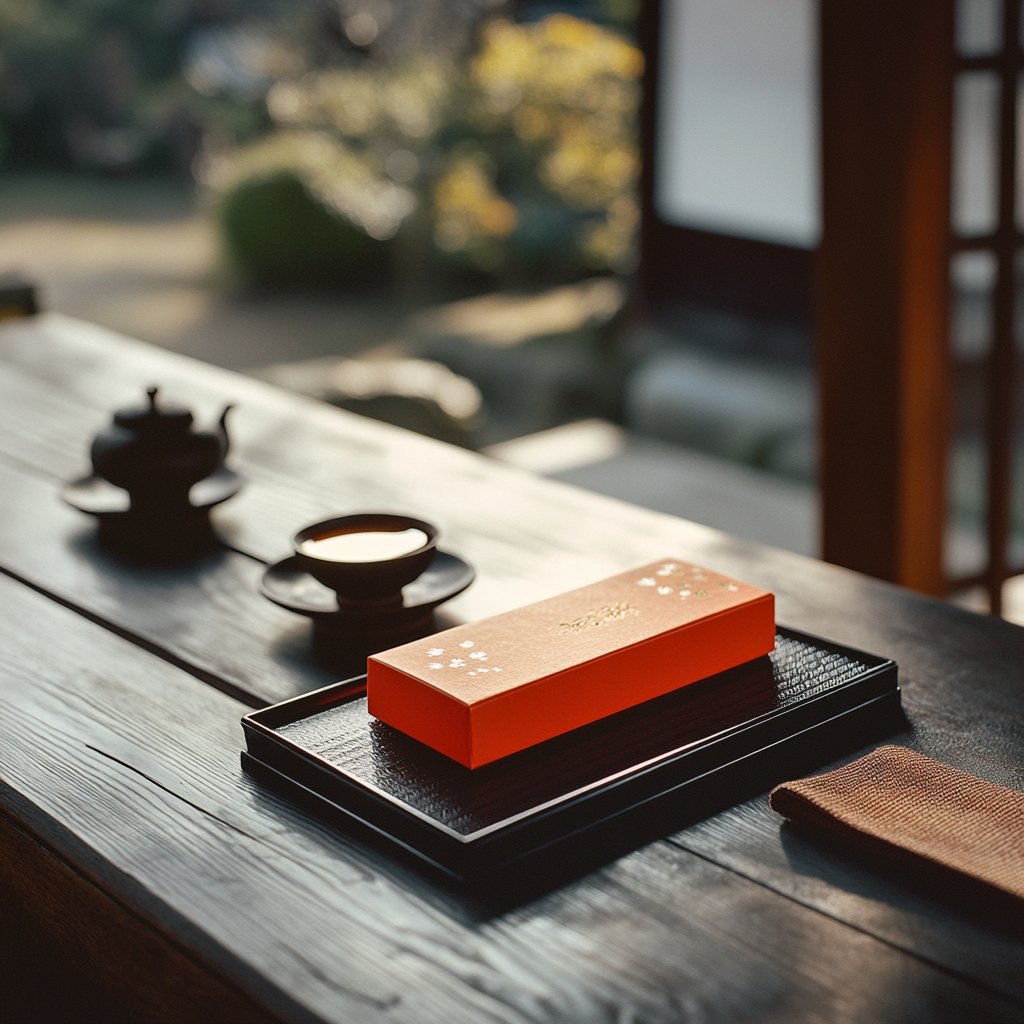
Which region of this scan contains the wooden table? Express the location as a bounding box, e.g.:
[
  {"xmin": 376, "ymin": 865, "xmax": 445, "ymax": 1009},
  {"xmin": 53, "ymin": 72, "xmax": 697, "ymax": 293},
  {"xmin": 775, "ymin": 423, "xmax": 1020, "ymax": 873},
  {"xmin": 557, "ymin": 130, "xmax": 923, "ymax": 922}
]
[{"xmin": 1, "ymin": 313, "xmax": 1021, "ymax": 1024}]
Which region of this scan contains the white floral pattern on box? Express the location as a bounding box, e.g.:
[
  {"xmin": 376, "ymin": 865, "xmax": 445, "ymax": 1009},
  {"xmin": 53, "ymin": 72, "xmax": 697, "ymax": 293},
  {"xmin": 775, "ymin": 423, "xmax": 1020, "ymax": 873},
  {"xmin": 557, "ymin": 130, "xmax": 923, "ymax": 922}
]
[
  {"xmin": 634, "ymin": 561, "xmax": 733, "ymax": 599},
  {"xmin": 419, "ymin": 641, "xmax": 502, "ymax": 676},
  {"xmin": 411, "ymin": 561, "xmax": 750, "ymax": 680}
]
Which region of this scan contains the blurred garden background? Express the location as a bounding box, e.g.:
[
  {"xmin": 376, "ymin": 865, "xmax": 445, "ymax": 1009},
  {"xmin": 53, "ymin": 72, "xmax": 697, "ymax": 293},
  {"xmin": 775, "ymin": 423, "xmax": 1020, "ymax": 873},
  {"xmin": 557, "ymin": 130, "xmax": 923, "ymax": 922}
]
[
  {"xmin": 8, "ymin": 0, "xmax": 1019, "ymax": 621},
  {"xmin": 0, "ymin": 0, "xmax": 821, "ymax": 562}
]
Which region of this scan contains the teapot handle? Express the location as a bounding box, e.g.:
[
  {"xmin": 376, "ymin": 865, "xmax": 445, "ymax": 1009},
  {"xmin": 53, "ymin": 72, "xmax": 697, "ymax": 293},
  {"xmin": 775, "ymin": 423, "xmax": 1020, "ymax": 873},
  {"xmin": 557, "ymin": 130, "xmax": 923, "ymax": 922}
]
[{"xmin": 218, "ymin": 404, "xmax": 234, "ymax": 454}]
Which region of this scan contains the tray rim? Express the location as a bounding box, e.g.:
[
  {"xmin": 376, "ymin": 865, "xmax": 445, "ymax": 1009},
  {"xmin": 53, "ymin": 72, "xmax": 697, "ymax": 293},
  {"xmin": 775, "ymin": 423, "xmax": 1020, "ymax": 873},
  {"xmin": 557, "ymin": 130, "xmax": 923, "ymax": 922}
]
[
  {"xmin": 242, "ymin": 625, "xmax": 899, "ymax": 846},
  {"xmin": 241, "ymin": 751, "xmax": 467, "ymax": 883},
  {"xmin": 241, "ymin": 686, "xmax": 904, "ymax": 887}
]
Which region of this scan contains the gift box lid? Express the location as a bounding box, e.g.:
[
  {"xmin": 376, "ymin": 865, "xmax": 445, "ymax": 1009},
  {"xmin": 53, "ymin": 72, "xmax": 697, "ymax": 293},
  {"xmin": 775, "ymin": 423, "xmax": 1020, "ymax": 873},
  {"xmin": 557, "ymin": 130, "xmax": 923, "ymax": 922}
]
[{"xmin": 368, "ymin": 559, "xmax": 775, "ymax": 767}]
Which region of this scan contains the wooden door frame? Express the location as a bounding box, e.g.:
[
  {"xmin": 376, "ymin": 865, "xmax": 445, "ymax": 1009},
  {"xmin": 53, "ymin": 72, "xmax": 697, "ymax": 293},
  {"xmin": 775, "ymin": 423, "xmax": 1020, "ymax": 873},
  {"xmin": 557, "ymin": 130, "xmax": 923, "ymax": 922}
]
[{"xmin": 636, "ymin": 0, "xmax": 957, "ymax": 599}]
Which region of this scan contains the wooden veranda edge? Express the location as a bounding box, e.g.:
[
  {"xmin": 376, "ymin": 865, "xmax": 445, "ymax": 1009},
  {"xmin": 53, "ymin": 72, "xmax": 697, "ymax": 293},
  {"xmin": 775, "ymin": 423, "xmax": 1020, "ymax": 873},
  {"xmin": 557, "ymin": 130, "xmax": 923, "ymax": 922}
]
[{"xmin": 0, "ymin": 797, "xmax": 322, "ymax": 1024}]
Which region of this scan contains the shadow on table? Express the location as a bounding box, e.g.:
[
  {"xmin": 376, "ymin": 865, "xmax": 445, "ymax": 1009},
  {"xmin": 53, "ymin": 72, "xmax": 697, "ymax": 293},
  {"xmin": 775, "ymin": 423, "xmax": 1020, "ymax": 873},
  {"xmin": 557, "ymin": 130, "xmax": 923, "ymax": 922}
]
[
  {"xmin": 778, "ymin": 821, "xmax": 1024, "ymax": 938},
  {"xmin": 242, "ymin": 694, "xmax": 911, "ymax": 923},
  {"xmin": 66, "ymin": 522, "xmax": 228, "ymax": 571},
  {"xmin": 264, "ymin": 605, "xmax": 467, "ymax": 684}
]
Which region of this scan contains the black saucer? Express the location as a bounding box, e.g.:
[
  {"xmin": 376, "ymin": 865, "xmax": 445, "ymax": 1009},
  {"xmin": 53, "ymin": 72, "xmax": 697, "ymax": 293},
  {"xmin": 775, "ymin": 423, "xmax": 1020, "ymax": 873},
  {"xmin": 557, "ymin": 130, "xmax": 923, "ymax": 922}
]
[
  {"xmin": 61, "ymin": 466, "xmax": 245, "ymax": 518},
  {"xmin": 261, "ymin": 550, "xmax": 474, "ymax": 619}
]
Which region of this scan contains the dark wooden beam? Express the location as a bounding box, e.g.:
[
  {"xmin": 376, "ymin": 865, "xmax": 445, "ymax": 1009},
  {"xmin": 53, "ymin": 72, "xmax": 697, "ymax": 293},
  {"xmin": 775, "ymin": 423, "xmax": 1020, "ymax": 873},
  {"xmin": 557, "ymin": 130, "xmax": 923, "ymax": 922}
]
[{"xmin": 817, "ymin": 0, "xmax": 954, "ymax": 595}]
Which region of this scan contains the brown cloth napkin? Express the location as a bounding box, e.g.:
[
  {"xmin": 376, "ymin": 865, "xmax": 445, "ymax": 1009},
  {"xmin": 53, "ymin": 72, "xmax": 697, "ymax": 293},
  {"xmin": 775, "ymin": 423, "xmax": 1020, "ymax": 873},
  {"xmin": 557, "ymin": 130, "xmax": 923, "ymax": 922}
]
[{"xmin": 769, "ymin": 745, "xmax": 1024, "ymax": 900}]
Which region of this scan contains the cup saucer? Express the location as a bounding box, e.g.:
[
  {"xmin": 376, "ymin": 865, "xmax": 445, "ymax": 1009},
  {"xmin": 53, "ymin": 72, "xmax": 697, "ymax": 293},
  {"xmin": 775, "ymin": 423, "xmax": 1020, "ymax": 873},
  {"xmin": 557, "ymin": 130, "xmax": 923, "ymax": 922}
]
[
  {"xmin": 62, "ymin": 466, "xmax": 244, "ymax": 518},
  {"xmin": 260, "ymin": 550, "xmax": 475, "ymax": 619}
]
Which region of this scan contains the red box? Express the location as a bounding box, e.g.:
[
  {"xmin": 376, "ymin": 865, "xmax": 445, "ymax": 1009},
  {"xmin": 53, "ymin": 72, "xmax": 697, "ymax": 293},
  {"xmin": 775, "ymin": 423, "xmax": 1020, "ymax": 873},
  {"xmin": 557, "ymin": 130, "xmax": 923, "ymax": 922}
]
[{"xmin": 367, "ymin": 559, "xmax": 775, "ymax": 768}]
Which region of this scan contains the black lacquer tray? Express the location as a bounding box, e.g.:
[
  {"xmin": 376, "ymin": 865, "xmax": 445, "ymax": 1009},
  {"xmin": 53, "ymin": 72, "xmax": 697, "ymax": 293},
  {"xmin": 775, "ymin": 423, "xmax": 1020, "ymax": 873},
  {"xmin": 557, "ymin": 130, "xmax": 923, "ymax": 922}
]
[{"xmin": 242, "ymin": 628, "xmax": 902, "ymax": 892}]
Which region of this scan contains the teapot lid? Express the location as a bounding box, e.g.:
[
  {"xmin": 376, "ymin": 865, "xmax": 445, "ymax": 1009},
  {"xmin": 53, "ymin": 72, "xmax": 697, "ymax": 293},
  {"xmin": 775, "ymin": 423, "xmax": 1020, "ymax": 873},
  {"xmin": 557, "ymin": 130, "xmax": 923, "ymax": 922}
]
[{"xmin": 114, "ymin": 387, "xmax": 193, "ymax": 433}]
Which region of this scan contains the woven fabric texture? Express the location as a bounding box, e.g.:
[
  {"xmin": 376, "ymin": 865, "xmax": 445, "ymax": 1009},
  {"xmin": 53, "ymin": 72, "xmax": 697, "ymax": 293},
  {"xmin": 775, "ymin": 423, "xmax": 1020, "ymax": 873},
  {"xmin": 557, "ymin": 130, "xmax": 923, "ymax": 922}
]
[{"xmin": 770, "ymin": 745, "xmax": 1024, "ymax": 899}]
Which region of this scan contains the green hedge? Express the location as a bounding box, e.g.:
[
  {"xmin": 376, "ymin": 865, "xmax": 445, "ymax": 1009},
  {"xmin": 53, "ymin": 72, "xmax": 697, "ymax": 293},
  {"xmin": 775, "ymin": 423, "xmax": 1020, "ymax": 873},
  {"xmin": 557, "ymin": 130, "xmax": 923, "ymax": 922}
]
[{"xmin": 219, "ymin": 172, "xmax": 395, "ymax": 290}]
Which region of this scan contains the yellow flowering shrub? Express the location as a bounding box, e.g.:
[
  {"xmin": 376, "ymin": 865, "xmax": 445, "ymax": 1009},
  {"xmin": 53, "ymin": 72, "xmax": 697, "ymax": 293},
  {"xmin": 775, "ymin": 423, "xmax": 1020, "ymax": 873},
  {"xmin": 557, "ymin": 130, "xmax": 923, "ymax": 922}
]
[
  {"xmin": 216, "ymin": 14, "xmax": 641, "ymax": 285},
  {"xmin": 433, "ymin": 153, "xmax": 518, "ymax": 263},
  {"xmin": 463, "ymin": 15, "xmax": 642, "ymax": 272}
]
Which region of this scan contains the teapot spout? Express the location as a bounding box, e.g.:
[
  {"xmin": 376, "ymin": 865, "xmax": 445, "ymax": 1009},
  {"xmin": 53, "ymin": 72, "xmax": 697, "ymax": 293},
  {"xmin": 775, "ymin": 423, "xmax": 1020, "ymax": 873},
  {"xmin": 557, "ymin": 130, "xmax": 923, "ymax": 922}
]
[{"xmin": 217, "ymin": 404, "xmax": 234, "ymax": 456}]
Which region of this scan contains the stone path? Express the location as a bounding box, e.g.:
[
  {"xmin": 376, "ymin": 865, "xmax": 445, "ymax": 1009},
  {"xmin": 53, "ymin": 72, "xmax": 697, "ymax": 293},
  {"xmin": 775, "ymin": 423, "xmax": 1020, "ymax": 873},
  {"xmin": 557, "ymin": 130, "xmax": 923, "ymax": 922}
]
[{"xmin": 0, "ymin": 174, "xmax": 406, "ymax": 369}]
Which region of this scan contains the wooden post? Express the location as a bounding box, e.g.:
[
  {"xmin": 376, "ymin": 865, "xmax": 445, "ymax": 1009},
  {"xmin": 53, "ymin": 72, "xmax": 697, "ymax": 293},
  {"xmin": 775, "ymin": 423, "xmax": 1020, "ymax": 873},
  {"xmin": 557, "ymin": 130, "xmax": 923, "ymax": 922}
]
[
  {"xmin": 817, "ymin": 0, "xmax": 954, "ymax": 595},
  {"xmin": 981, "ymin": 0, "xmax": 1020, "ymax": 615}
]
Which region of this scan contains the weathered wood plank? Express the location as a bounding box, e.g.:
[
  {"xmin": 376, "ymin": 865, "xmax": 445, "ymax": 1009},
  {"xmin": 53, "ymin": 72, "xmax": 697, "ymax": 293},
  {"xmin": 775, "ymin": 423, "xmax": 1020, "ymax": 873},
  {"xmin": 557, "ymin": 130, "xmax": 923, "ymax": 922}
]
[
  {"xmin": 0, "ymin": 313, "xmax": 733, "ymax": 617},
  {"xmin": 672, "ymin": 801, "xmax": 1024, "ymax": 1002},
  {"xmin": 0, "ymin": 457, "xmax": 339, "ymax": 706},
  {"xmin": 2, "ymin": 572, "xmax": 1020, "ymax": 1024},
  {"xmin": 663, "ymin": 567, "xmax": 1024, "ymax": 1002},
  {"xmin": 2, "ymin": 313, "xmax": 1023, "ymax": 1009}
]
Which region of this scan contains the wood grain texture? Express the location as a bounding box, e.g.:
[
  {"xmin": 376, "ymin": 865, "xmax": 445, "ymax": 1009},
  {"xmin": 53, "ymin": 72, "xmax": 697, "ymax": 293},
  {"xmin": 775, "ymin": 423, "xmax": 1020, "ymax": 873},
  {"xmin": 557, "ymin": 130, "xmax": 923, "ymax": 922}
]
[
  {"xmin": 1, "ymin": 314, "xmax": 1023, "ymax": 1020},
  {"xmin": 0, "ymin": 455, "xmax": 341, "ymax": 705},
  {"xmin": 0, "ymin": 314, "xmax": 1012, "ymax": 639},
  {"xmin": 1, "ymin": 573, "xmax": 1021, "ymax": 1024},
  {"xmin": 672, "ymin": 801, "xmax": 1024, "ymax": 1002},
  {"xmin": 2, "ymin": 317, "xmax": 1021, "ymax": 774}
]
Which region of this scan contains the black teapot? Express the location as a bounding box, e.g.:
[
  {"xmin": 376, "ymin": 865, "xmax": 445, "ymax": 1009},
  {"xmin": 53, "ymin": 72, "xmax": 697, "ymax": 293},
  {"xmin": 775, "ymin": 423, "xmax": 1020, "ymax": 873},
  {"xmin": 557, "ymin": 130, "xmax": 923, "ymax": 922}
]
[{"xmin": 91, "ymin": 387, "xmax": 232, "ymax": 514}]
